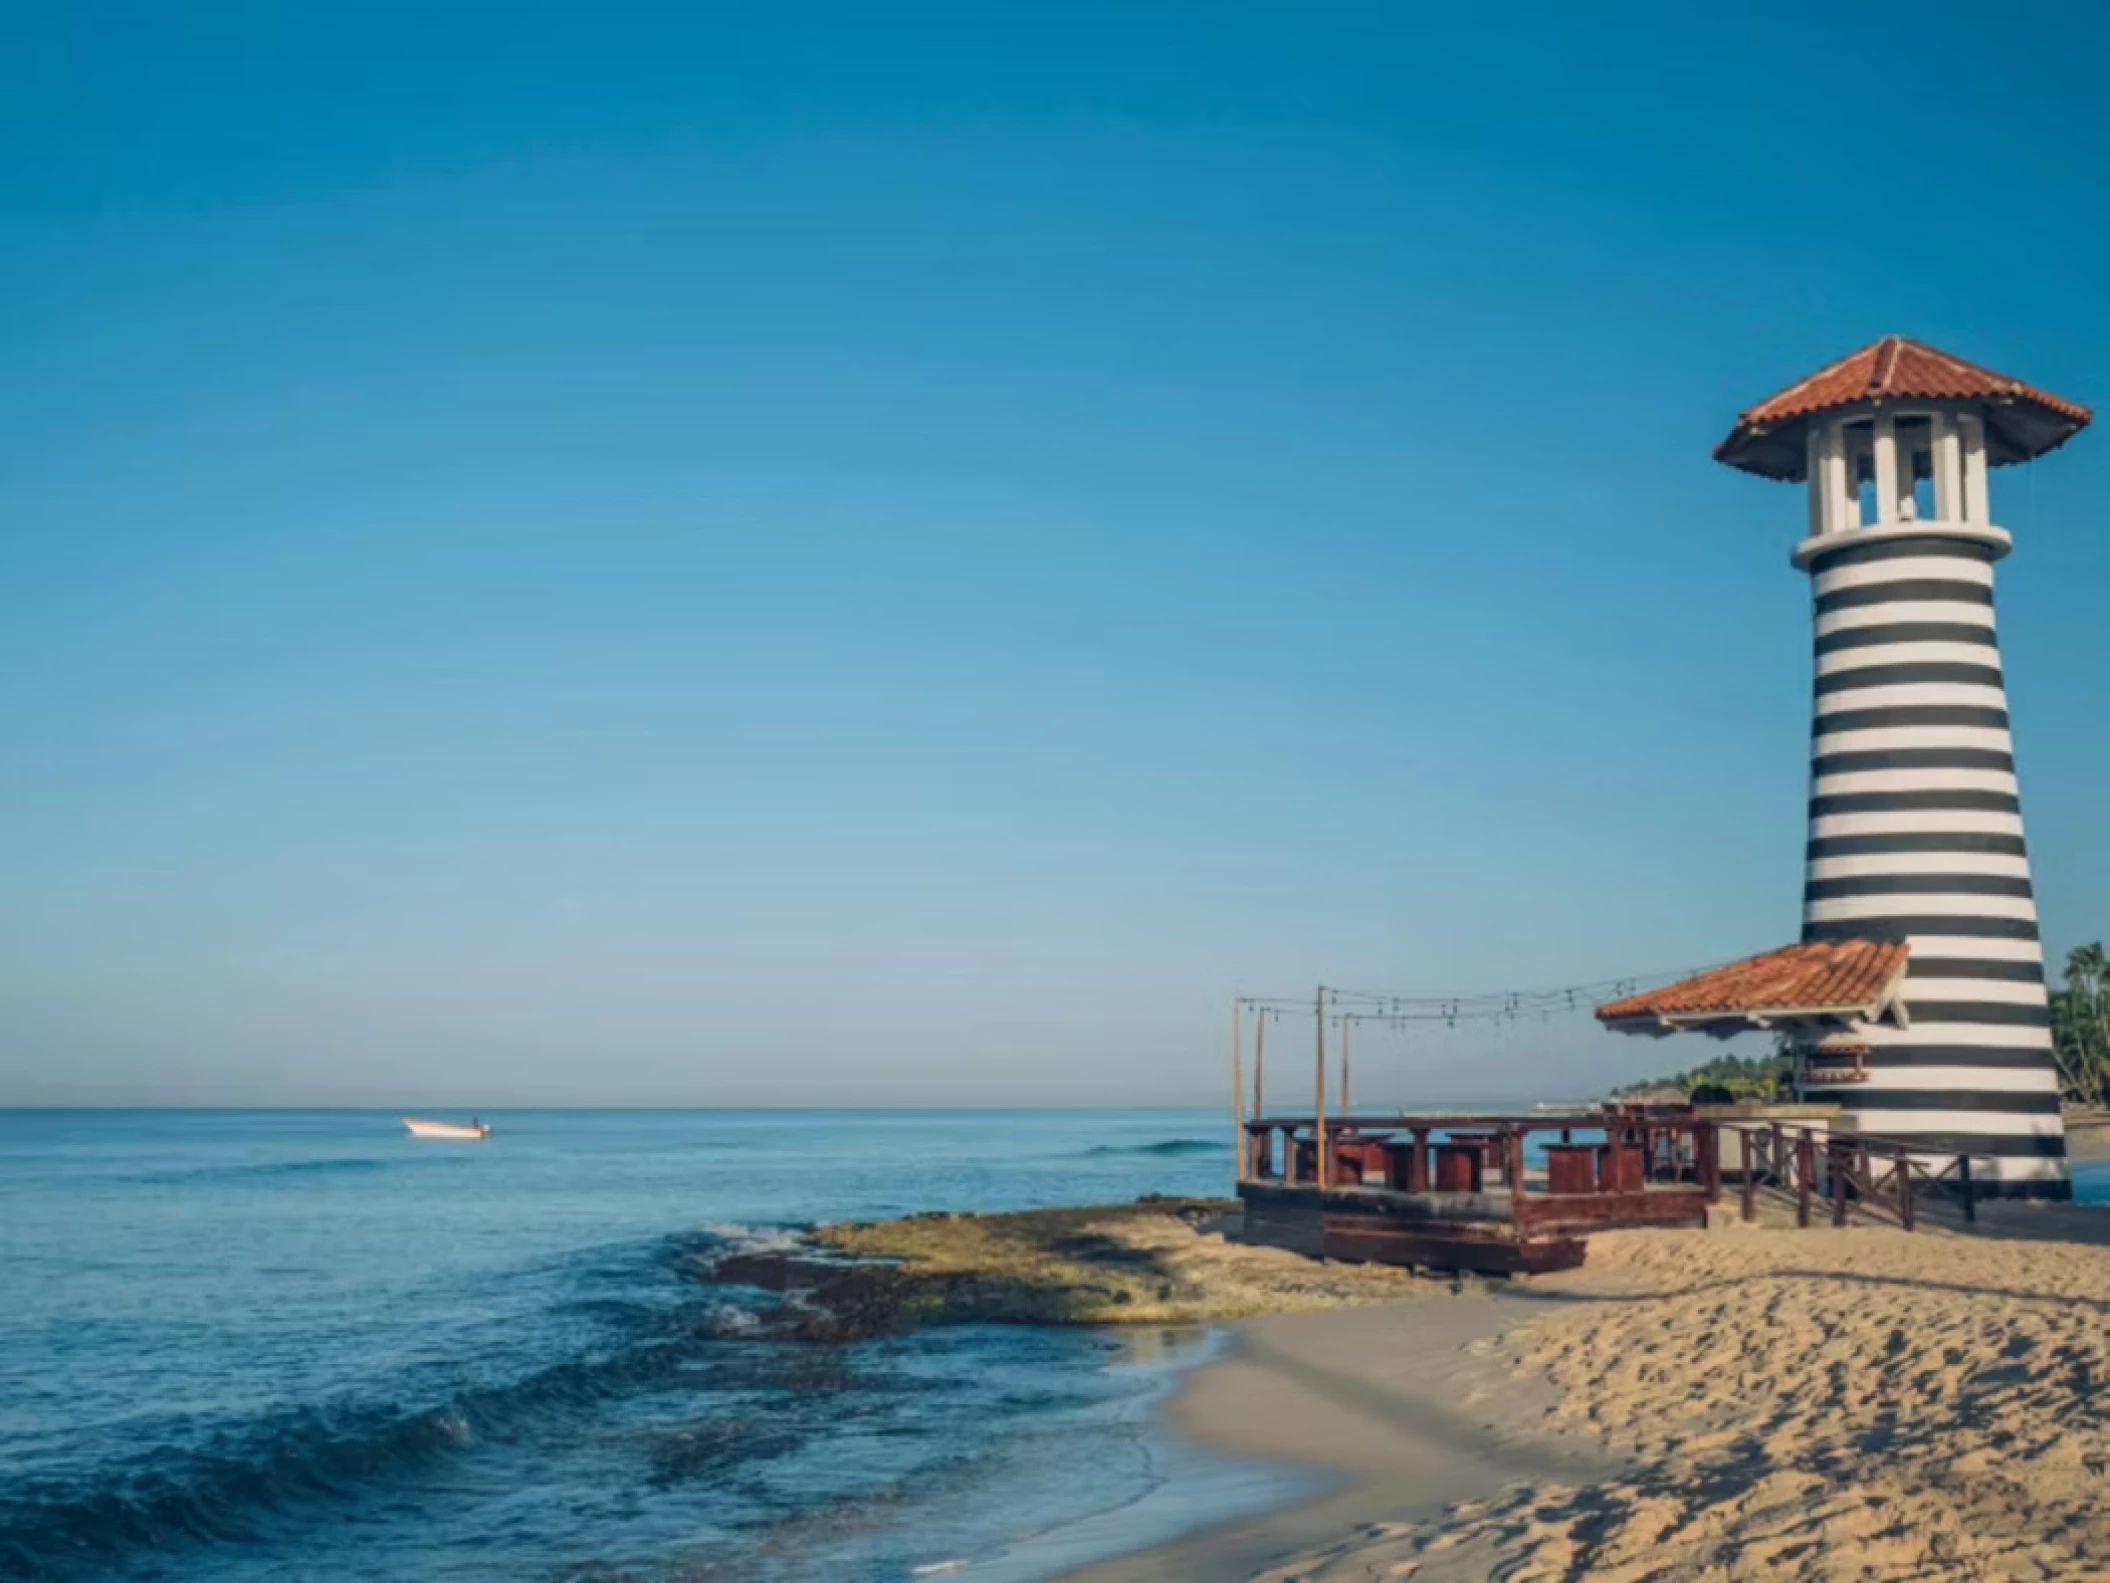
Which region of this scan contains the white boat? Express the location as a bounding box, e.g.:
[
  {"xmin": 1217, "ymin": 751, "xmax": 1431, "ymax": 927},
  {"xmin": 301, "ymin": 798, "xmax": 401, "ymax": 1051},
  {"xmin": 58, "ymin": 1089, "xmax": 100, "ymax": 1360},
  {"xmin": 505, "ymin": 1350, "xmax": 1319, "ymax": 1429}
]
[{"xmin": 403, "ymin": 1116, "xmax": 490, "ymax": 1141}]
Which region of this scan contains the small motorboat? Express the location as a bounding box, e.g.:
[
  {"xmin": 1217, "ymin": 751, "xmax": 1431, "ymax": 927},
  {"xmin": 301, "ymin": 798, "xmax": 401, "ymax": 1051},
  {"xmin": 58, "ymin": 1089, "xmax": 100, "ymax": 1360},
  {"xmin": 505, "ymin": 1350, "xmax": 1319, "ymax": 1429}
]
[{"xmin": 403, "ymin": 1116, "xmax": 491, "ymax": 1141}]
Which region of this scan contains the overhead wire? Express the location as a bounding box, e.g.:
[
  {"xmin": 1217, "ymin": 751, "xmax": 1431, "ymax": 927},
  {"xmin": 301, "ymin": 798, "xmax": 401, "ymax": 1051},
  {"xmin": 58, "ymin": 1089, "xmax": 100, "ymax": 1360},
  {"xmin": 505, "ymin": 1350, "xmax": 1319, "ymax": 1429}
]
[{"xmin": 1233, "ymin": 960, "xmax": 1725, "ymax": 1026}]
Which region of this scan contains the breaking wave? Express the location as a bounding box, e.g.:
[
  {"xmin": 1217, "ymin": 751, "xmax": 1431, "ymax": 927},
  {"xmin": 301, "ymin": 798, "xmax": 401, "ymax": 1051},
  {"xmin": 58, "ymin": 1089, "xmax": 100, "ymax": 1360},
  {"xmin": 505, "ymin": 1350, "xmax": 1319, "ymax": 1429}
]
[
  {"xmin": 1080, "ymin": 1139, "xmax": 1229, "ymax": 1157},
  {"xmin": 0, "ymin": 1230, "xmax": 797, "ymax": 1581}
]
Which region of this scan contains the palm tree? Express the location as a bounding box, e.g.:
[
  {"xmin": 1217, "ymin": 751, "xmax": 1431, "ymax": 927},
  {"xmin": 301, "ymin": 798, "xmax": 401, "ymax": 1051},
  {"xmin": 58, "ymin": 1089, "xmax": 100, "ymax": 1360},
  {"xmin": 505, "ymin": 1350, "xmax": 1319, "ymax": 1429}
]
[
  {"xmin": 2052, "ymin": 944, "xmax": 2110, "ymax": 1109},
  {"xmin": 2079, "ymin": 944, "xmax": 2110, "ymax": 1102},
  {"xmin": 2050, "ymin": 994, "xmax": 2093, "ymax": 1104}
]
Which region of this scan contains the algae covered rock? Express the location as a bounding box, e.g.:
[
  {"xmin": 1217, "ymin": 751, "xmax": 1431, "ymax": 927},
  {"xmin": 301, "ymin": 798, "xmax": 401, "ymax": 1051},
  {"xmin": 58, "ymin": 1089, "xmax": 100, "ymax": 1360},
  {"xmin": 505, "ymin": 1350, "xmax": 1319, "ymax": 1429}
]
[{"xmin": 688, "ymin": 1195, "xmax": 1432, "ymax": 1341}]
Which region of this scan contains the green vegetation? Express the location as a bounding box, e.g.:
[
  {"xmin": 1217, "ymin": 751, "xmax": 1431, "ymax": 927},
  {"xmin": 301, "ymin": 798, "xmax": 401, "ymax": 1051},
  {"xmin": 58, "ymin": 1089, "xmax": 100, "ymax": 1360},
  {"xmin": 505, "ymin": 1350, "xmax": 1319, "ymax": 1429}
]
[
  {"xmin": 701, "ymin": 1198, "xmax": 1429, "ymax": 1339},
  {"xmin": 812, "ymin": 1199, "xmax": 1250, "ymax": 1326},
  {"xmin": 2051, "ymin": 943, "xmax": 2110, "ymax": 1107},
  {"xmin": 1610, "ymin": 1048, "xmax": 1792, "ymax": 1102}
]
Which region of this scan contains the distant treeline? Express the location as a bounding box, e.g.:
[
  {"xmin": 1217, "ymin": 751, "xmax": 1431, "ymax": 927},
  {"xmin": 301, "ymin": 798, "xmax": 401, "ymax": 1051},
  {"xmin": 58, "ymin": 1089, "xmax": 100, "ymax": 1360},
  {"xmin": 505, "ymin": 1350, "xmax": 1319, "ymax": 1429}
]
[
  {"xmin": 1609, "ymin": 1049, "xmax": 1790, "ymax": 1103},
  {"xmin": 1613, "ymin": 943, "xmax": 2110, "ymax": 1108}
]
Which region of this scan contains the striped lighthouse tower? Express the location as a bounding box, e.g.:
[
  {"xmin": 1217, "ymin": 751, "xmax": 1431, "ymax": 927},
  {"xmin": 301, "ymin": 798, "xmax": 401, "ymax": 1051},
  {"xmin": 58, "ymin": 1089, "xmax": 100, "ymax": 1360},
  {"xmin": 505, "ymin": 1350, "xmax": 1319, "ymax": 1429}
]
[{"xmin": 1717, "ymin": 338, "xmax": 2092, "ymax": 1198}]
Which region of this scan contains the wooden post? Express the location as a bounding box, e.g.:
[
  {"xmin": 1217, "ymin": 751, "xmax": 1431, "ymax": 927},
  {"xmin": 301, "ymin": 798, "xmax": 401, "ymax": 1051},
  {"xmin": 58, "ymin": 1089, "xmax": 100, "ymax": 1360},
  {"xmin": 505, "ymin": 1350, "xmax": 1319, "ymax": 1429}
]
[
  {"xmin": 1959, "ymin": 1155, "xmax": 1976, "ymax": 1222},
  {"xmin": 1770, "ymin": 1122, "xmax": 1783, "ymax": 1189},
  {"xmin": 1314, "ymin": 987, "xmax": 1328, "ymax": 1191},
  {"xmin": 1508, "ymin": 1126, "xmax": 1527, "ymax": 1233},
  {"xmin": 1699, "ymin": 1121, "xmax": 1720, "ymax": 1202},
  {"xmin": 1340, "ymin": 1014, "xmax": 1351, "ymax": 1118},
  {"xmin": 1896, "ymin": 1145, "xmax": 1915, "ymax": 1232},
  {"xmin": 1796, "ymin": 1131, "xmax": 1814, "ymax": 1228},
  {"xmin": 1231, "ymin": 996, "xmax": 1245, "ymax": 1184},
  {"xmin": 1249, "ymin": 1008, "xmax": 1265, "ymax": 1122},
  {"xmin": 1249, "ymin": 1008, "xmax": 1265, "ymax": 1131},
  {"xmin": 1739, "ymin": 1127, "xmax": 1755, "ymax": 1222},
  {"xmin": 1830, "ymin": 1143, "xmax": 1849, "ymax": 1227},
  {"xmin": 1408, "ymin": 1127, "xmax": 1430, "ymax": 1193}
]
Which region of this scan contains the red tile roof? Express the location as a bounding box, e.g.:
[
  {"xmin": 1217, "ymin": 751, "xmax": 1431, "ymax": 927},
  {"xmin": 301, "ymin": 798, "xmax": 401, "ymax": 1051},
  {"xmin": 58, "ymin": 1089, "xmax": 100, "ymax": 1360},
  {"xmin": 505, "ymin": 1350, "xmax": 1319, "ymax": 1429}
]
[
  {"xmin": 1715, "ymin": 336, "xmax": 2091, "ymax": 479},
  {"xmin": 1596, "ymin": 940, "xmax": 1909, "ymax": 1031}
]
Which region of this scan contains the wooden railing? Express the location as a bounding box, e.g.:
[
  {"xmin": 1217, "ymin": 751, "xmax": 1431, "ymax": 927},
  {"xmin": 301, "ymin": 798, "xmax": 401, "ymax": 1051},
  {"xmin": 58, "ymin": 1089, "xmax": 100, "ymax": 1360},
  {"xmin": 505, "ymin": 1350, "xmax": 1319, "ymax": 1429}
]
[
  {"xmin": 1240, "ymin": 1110, "xmax": 1720, "ymax": 1234},
  {"xmin": 1244, "ymin": 1109, "xmax": 1715, "ymax": 1184},
  {"xmin": 1725, "ymin": 1119, "xmax": 1979, "ymax": 1230}
]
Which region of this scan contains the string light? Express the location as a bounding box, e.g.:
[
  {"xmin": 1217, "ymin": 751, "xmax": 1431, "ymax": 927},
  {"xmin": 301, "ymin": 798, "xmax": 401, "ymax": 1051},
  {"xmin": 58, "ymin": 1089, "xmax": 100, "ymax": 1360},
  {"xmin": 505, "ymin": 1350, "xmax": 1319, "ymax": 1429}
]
[{"xmin": 1233, "ymin": 960, "xmax": 1725, "ymax": 1027}]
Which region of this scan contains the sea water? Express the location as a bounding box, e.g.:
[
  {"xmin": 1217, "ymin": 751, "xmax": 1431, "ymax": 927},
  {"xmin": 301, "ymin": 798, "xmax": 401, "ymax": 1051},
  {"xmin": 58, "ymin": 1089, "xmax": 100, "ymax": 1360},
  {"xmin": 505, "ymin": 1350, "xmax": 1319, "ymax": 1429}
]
[
  {"xmin": 0, "ymin": 1109, "xmax": 1297, "ymax": 1581},
  {"xmin": 11, "ymin": 1111, "xmax": 2102, "ymax": 1581}
]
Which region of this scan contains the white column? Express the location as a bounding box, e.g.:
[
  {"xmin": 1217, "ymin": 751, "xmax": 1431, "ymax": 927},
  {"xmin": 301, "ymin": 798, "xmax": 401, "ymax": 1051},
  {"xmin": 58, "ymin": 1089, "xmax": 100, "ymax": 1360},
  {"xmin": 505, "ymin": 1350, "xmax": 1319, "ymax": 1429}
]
[
  {"xmin": 1806, "ymin": 427, "xmax": 1828, "ymax": 537},
  {"xmin": 1805, "ymin": 427, "xmax": 1823, "ymax": 538},
  {"xmin": 1872, "ymin": 413, "xmax": 1900, "ymax": 526},
  {"xmin": 1820, "ymin": 419, "xmax": 1849, "ymax": 534},
  {"xmin": 1959, "ymin": 410, "xmax": 1991, "ymax": 524},
  {"xmin": 1932, "ymin": 411, "xmax": 1963, "ymax": 522},
  {"xmin": 1844, "ymin": 426, "xmax": 1873, "ymax": 526}
]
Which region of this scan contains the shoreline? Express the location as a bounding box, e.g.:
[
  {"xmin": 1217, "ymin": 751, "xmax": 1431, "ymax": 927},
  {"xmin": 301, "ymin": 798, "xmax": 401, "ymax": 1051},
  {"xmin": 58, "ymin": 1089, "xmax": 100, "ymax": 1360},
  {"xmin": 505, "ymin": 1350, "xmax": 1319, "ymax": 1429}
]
[
  {"xmin": 1052, "ymin": 1289, "xmax": 1624, "ymax": 1582},
  {"xmin": 953, "ymin": 1325, "xmax": 1329, "ymax": 1583},
  {"xmin": 697, "ymin": 1168, "xmax": 2110, "ymax": 1577},
  {"xmin": 703, "ymin": 1195, "xmax": 1593, "ymax": 1578}
]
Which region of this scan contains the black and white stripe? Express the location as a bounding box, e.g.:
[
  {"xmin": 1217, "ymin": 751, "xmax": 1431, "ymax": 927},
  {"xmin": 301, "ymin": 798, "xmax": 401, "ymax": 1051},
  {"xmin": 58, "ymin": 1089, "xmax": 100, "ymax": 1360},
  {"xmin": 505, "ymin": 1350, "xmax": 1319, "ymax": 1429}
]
[{"xmin": 1800, "ymin": 532, "xmax": 2068, "ymax": 1196}]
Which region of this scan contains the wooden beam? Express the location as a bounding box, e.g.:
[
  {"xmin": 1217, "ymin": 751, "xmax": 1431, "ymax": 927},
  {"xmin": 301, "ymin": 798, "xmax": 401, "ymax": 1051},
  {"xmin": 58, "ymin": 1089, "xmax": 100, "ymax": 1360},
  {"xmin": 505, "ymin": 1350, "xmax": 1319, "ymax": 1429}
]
[{"xmin": 1314, "ymin": 986, "xmax": 1328, "ymax": 1191}]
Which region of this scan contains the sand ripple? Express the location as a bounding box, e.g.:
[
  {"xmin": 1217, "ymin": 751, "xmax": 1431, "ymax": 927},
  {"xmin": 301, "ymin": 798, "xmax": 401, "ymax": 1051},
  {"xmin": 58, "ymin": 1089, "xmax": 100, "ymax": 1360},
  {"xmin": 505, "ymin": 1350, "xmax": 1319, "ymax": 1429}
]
[{"xmin": 1259, "ymin": 1205, "xmax": 2110, "ymax": 1581}]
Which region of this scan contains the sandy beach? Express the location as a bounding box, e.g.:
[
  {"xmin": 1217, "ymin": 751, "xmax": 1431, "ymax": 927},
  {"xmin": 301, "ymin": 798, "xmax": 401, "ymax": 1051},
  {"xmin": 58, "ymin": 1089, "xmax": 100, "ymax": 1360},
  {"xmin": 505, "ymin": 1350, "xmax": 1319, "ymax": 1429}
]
[{"xmin": 1065, "ymin": 1198, "xmax": 2110, "ymax": 1581}]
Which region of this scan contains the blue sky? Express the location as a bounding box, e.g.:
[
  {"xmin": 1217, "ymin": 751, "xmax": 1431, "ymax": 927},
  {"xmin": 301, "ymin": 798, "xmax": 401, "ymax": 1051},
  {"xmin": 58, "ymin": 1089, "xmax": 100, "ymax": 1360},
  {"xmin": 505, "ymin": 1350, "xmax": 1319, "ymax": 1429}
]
[{"xmin": 4, "ymin": 1, "xmax": 2108, "ymax": 1105}]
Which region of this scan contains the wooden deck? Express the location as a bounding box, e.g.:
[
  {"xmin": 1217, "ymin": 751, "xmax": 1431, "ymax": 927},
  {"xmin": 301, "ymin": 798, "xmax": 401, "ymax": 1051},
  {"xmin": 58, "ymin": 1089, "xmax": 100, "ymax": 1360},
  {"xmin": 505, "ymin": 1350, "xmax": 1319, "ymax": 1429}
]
[
  {"xmin": 1238, "ymin": 1177, "xmax": 1710, "ymax": 1274},
  {"xmin": 1236, "ymin": 1110, "xmax": 1715, "ymax": 1275},
  {"xmin": 1231, "ymin": 1107, "xmax": 1987, "ymax": 1274}
]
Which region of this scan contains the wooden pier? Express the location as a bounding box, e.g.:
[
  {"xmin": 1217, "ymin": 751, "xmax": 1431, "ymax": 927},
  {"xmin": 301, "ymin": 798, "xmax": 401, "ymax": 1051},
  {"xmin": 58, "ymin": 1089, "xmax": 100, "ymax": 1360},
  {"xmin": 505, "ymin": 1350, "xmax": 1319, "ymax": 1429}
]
[
  {"xmin": 1236, "ymin": 1109, "xmax": 1717, "ymax": 1275},
  {"xmin": 1235, "ymin": 1106, "xmax": 1987, "ymax": 1275},
  {"xmin": 1224, "ymin": 989, "xmax": 1994, "ymax": 1277}
]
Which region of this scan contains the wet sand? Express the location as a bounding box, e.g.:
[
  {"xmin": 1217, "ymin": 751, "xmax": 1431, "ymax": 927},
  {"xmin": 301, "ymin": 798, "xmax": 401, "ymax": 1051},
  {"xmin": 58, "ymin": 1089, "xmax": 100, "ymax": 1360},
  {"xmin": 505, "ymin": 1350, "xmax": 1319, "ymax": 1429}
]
[
  {"xmin": 1057, "ymin": 1288, "xmax": 1625, "ymax": 1581},
  {"xmin": 1063, "ymin": 1196, "xmax": 2110, "ymax": 1581}
]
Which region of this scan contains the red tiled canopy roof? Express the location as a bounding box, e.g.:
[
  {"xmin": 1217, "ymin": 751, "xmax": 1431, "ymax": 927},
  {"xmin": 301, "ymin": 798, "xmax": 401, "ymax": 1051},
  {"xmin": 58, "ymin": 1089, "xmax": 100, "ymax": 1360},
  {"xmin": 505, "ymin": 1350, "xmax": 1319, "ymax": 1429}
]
[
  {"xmin": 1715, "ymin": 336, "xmax": 2091, "ymax": 480},
  {"xmin": 1596, "ymin": 939, "xmax": 1910, "ymax": 1036}
]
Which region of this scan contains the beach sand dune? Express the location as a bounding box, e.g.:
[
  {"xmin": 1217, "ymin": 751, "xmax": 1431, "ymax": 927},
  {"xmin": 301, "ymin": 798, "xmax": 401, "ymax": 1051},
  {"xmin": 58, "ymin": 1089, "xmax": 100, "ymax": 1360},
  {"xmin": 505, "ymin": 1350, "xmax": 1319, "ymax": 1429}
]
[{"xmin": 1074, "ymin": 1200, "xmax": 2110, "ymax": 1582}]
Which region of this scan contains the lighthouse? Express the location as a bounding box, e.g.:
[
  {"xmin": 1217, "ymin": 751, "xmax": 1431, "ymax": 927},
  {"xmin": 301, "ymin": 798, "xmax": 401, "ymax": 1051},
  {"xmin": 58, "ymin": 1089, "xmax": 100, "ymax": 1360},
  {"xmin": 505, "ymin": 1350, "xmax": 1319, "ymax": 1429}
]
[{"xmin": 1714, "ymin": 337, "xmax": 2091, "ymax": 1198}]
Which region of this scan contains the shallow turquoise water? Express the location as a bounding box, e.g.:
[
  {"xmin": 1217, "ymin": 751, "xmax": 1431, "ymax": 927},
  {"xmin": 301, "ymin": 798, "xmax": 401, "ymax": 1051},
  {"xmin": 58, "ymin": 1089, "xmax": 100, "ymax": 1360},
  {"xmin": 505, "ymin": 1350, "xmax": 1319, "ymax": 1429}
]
[{"xmin": 0, "ymin": 1109, "xmax": 1276, "ymax": 1581}]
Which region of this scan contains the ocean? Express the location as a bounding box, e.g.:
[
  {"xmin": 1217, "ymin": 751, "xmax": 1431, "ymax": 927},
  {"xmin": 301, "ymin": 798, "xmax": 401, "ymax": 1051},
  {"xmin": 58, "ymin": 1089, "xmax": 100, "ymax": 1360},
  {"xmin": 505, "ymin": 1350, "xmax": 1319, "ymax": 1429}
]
[{"xmin": 0, "ymin": 1109, "xmax": 1299, "ymax": 1582}]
